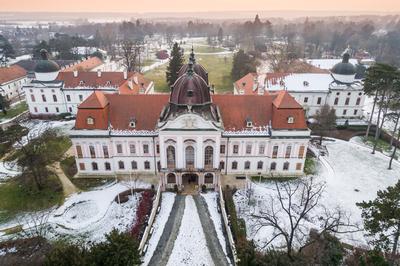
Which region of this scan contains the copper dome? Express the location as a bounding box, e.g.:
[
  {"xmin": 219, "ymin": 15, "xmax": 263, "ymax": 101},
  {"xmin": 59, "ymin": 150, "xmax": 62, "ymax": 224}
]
[{"xmin": 170, "ymin": 67, "xmax": 211, "ymax": 105}]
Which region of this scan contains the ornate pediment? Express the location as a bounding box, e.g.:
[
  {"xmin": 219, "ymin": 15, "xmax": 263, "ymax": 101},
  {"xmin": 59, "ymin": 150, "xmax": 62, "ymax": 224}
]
[{"xmin": 159, "ymin": 113, "xmax": 220, "ymax": 131}]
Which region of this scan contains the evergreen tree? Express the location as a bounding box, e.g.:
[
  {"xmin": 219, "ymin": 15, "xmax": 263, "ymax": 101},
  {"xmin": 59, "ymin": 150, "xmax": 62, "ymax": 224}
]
[
  {"xmin": 44, "ymin": 241, "xmax": 88, "ymax": 266},
  {"xmin": 231, "ymin": 49, "xmax": 257, "ymax": 81},
  {"xmin": 0, "ymin": 94, "xmax": 10, "ymax": 115},
  {"xmin": 0, "ymin": 35, "xmax": 15, "ymax": 66},
  {"xmin": 32, "ymin": 41, "xmax": 51, "ymax": 59},
  {"xmin": 357, "ymin": 180, "xmax": 400, "ymax": 260},
  {"xmin": 166, "ymin": 42, "xmax": 184, "ymax": 87},
  {"xmin": 89, "ymin": 229, "xmax": 141, "ymax": 266},
  {"xmin": 217, "ymin": 27, "xmax": 224, "ymax": 44}
]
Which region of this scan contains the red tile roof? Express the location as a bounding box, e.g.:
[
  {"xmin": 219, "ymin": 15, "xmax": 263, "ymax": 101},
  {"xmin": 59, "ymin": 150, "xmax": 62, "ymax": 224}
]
[
  {"xmin": 119, "ymin": 73, "xmax": 153, "ymax": 95},
  {"xmin": 61, "ymin": 57, "xmax": 103, "ymax": 72},
  {"xmin": 234, "ymin": 73, "xmax": 258, "ymax": 94},
  {"xmin": 0, "ymin": 65, "xmax": 27, "ymax": 84},
  {"xmin": 75, "ymin": 92, "xmax": 307, "ymax": 131},
  {"xmin": 272, "ymin": 90, "xmax": 302, "ymax": 109},
  {"xmin": 81, "ymin": 90, "xmax": 109, "ymax": 108}
]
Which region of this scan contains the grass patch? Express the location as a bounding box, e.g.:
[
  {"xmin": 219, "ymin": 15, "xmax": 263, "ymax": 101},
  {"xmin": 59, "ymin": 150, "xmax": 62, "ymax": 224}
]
[
  {"xmin": 145, "ymin": 52, "xmax": 234, "ymax": 94},
  {"xmin": 364, "ymin": 136, "xmax": 393, "ymax": 152},
  {"xmin": 0, "ymin": 102, "xmax": 28, "ymax": 121},
  {"xmin": 304, "ymin": 156, "xmax": 317, "ymax": 175},
  {"xmin": 0, "ymin": 175, "xmax": 63, "ymax": 223},
  {"xmin": 188, "ymin": 45, "xmax": 226, "ymax": 53},
  {"xmin": 69, "ymin": 178, "xmax": 114, "ymax": 191},
  {"xmin": 250, "ymin": 175, "xmax": 298, "ymax": 183}
]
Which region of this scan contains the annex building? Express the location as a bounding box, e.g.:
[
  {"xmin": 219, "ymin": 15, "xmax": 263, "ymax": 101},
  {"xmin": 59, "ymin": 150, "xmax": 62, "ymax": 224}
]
[{"xmin": 70, "ymin": 52, "xmax": 310, "ymax": 190}]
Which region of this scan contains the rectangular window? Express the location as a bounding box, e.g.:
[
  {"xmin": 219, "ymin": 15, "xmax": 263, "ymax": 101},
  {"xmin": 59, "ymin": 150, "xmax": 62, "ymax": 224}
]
[
  {"xmin": 66, "ymin": 95, "xmax": 71, "ymax": 102},
  {"xmin": 69, "ymin": 107, "xmax": 72, "ymax": 113},
  {"xmin": 89, "ymin": 146, "xmax": 96, "ymax": 158},
  {"xmin": 231, "ymin": 161, "xmax": 238, "ymax": 170},
  {"xmin": 30, "ymin": 94, "xmax": 35, "ymax": 102},
  {"xmin": 76, "ymin": 145, "xmax": 83, "ymax": 158},
  {"xmin": 296, "ymin": 163, "xmax": 302, "ymax": 170},
  {"xmin": 34, "ymin": 107, "xmax": 38, "ymax": 113},
  {"xmin": 334, "ymin": 97, "xmax": 339, "ymax": 105},
  {"xmin": 304, "ymin": 97, "xmax": 308, "ymax": 103},
  {"xmin": 259, "ymin": 144, "xmax": 265, "ymax": 154},
  {"xmin": 144, "ymin": 161, "xmax": 150, "ymax": 169},
  {"xmin": 129, "ymin": 144, "xmax": 136, "ymax": 154},
  {"xmin": 156, "ymin": 144, "xmax": 160, "ymax": 154},
  {"xmin": 55, "ymin": 107, "xmax": 59, "ymax": 113},
  {"xmin": 116, "ymin": 144, "xmax": 123, "ymax": 154},
  {"xmin": 79, "ymin": 95, "xmax": 83, "ymax": 101},
  {"xmin": 103, "ymin": 146, "xmax": 109, "ymax": 158},
  {"xmin": 42, "ymin": 95, "xmax": 46, "ymax": 102},
  {"xmin": 45, "ymin": 107, "xmax": 49, "ymax": 113},
  {"xmin": 105, "ymin": 163, "xmax": 111, "ymax": 170},
  {"xmin": 53, "ymin": 95, "xmax": 57, "ymax": 102},
  {"xmin": 354, "ymin": 109, "xmax": 358, "ymax": 115},
  {"xmin": 285, "ymin": 146, "xmax": 292, "ymax": 158},
  {"xmin": 356, "ymin": 97, "xmax": 361, "ymax": 105},
  {"xmin": 246, "ymin": 144, "xmax": 252, "ymax": 154},
  {"xmin": 345, "ymin": 97, "xmax": 350, "ymax": 105},
  {"xmin": 272, "ymin": 146, "xmax": 278, "ymax": 158},
  {"xmin": 298, "ymin": 146, "xmax": 305, "ymax": 158},
  {"xmin": 79, "ymin": 163, "xmax": 85, "ymax": 170},
  {"xmin": 343, "ymin": 109, "xmax": 347, "ymax": 115},
  {"xmin": 143, "ymin": 144, "xmax": 149, "ymax": 154},
  {"xmin": 317, "ymin": 97, "xmax": 322, "ymax": 104},
  {"xmin": 233, "ymin": 145, "xmax": 239, "ymax": 154},
  {"xmin": 220, "ymin": 145, "xmax": 226, "ymax": 154}
]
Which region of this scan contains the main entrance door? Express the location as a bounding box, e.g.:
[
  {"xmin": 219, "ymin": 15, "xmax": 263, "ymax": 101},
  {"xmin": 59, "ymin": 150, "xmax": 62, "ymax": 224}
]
[{"xmin": 182, "ymin": 173, "xmax": 199, "ymax": 194}]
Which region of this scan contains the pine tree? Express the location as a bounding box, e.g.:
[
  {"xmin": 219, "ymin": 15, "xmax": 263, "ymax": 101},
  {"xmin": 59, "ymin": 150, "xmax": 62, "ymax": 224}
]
[
  {"xmin": 357, "ymin": 181, "xmax": 400, "ymax": 260},
  {"xmin": 231, "ymin": 49, "xmax": 257, "ymax": 81},
  {"xmin": 217, "ymin": 27, "xmax": 224, "ymax": 44},
  {"xmin": 166, "ymin": 42, "xmax": 184, "ymax": 87},
  {"xmin": 0, "ymin": 94, "xmax": 10, "ymax": 115}
]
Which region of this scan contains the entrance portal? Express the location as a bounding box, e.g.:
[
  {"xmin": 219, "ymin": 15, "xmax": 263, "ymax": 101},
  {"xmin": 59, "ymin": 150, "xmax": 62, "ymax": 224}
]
[{"xmin": 181, "ymin": 173, "xmax": 199, "ymax": 194}]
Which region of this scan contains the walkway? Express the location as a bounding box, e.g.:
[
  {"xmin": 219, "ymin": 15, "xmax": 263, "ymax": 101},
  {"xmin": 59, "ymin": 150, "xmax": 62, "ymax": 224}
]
[
  {"xmin": 193, "ymin": 195, "xmax": 230, "ymax": 266},
  {"xmin": 148, "ymin": 195, "xmax": 186, "ymax": 266},
  {"xmin": 148, "ymin": 194, "xmax": 230, "ymax": 266},
  {"xmin": 50, "ymin": 161, "xmax": 79, "ymax": 197}
]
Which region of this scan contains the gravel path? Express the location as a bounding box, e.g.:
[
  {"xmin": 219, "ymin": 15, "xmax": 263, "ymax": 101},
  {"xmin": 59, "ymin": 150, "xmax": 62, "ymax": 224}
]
[
  {"xmin": 193, "ymin": 195, "xmax": 230, "ymax": 266},
  {"xmin": 148, "ymin": 195, "xmax": 186, "ymax": 266}
]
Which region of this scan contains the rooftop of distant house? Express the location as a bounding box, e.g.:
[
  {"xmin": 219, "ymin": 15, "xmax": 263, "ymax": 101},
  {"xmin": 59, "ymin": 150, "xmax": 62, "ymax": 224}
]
[{"xmin": 0, "ymin": 65, "xmax": 27, "ymax": 85}]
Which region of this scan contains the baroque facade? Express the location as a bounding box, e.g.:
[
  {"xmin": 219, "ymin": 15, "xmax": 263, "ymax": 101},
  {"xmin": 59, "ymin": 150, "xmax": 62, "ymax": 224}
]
[{"xmin": 70, "ymin": 52, "xmax": 311, "ymax": 190}]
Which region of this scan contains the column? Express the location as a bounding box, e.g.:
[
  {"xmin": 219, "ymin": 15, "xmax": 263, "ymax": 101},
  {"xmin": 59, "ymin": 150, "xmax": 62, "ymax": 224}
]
[{"xmin": 196, "ymin": 136, "xmax": 203, "ymax": 169}]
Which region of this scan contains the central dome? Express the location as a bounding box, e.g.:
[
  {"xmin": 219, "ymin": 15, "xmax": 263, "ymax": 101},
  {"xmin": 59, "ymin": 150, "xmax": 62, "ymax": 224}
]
[
  {"xmin": 170, "ymin": 62, "xmax": 211, "ymax": 105},
  {"xmin": 34, "ymin": 49, "xmax": 60, "ymax": 82},
  {"xmin": 331, "ymin": 50, "xmax": 356, "ymax": 84}
]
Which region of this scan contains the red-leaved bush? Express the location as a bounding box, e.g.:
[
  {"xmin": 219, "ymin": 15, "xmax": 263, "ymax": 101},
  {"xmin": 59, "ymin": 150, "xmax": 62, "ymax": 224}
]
[{"xmin": 130, "ymin": 190, "xmax": 155, "ymax": 240}]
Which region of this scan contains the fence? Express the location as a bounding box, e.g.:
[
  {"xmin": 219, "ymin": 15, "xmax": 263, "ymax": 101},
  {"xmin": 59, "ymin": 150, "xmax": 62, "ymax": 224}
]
[
  {"xmin": 218, "ymin": 185, "xmax": 238, "ymax": 265},
  {"xmin": 138, "ymin": 181, "xmax": 162, "ymax": 254}
]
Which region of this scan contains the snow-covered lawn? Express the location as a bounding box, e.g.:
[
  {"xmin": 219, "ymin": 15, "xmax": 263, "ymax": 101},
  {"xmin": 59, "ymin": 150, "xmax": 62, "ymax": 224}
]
[
  {"xmin": 142, "ymin": 192, "xmax": 175, "ymax": 266},
  {"xmin": 167, "ymin": 196, "xmax": 214, "ymax": 266},
  {"xmin": 201, "ymin": 192, "xmax": 229, "ymax": 259},
  {"xmin": 0, "ymin": 181, "xmax": 151, "ymax": 244},
  {"xmin": 0, "ymin": 161, "xmax": 21, "ymax": 181},
  {"xmin": 234, "ymin": 139, "xmax": 400, "ymax": 250}
]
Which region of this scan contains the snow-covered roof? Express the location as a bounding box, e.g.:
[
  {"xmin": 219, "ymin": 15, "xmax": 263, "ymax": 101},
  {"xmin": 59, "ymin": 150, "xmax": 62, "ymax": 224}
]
[{"xmin": 306, "ymin": 59, "xmax": 359, "ymax": 70}]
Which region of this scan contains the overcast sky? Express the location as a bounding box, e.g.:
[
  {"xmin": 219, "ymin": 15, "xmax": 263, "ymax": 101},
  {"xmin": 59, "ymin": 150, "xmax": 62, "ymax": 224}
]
[{"xmin": 1, "ymin": 0, "xmax": 399, "ymax": 13}]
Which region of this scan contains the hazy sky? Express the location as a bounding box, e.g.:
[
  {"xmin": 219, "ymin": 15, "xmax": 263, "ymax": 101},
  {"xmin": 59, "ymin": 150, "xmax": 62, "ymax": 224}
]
[{"xmin": 1, "ymin": 0, "xmax": 399, "ymax": 13}]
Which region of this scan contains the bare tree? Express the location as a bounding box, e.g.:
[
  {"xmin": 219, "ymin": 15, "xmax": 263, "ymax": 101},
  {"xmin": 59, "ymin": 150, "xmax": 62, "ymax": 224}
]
[
  {"xmin": 249, "ymin": 178, "xmax": 359, "ymax": 259},
  {"xmin": 119, "ymin": 39, "xmax": 141, "ymax": 72},
  {"xmin": 267, "ymin": 42, "xmax": 300, "ymax": 72},
  {"xmin": 16, "ymin": 209, "xmax": 53, "ymax": 239}
]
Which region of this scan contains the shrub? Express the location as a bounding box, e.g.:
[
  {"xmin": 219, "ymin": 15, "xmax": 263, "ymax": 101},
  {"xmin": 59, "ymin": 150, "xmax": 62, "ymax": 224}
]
[
  {"xmin": 173, "ymin": 184, "xmax": 178, "ymax": 193},
  {"xmin": 345, "ymin": 249, "xmax": 389, "ymax": 266},
  {"xmin": 201, "ymin": 184, "xmax": 207, "ymax": 193},
  {"xmin": 44, "ymin": 240, "xmax": 88, "ymax": 266},
  {"xmin": 130, "ymin": 190, "xmax": 154, "ymax": 240}
]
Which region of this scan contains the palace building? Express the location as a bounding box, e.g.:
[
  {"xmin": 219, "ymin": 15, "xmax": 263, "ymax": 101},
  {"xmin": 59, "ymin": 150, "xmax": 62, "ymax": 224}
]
[{"xmin": 70, "ymin": 52, "xmax": 310, "ymax": 190}]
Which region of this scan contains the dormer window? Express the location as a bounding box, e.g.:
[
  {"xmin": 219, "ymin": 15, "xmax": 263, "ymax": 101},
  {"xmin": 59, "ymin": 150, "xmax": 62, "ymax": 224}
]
[
  {"xmin": 280, "ymin": 80, "xmax": 285, "ymax": 86},
  {"xmin": 187, "ymin": 90, "xmax": 194, "ymax": 97},
  {"xmin": 106, "ymin": 80, "xmax": 111, "ymax": 86},
  {"xmin": 87, "ymin": 117, "xmax": 94, "ymax": 125},
  {"xmin": 79, "ymin": 80, "xmax": 85, "ymax": 86},
  {"xmin": 287, "ymin": 116, "xmax": 294, "ymax": 124},
  {"xmin": 129, "ymin": 118, "xmax": 136, "ymax": 128},
  {"xmin": 239, "ymin": 89, "xmax": 244, "ymax": 95},
  {"xmin": 246, "ymin": 117, "xmax": 253, "ymax": 128}
]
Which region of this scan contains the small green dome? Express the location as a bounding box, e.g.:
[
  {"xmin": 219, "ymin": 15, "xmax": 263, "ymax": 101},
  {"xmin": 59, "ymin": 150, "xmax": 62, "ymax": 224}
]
[
  {"xmin": 34, "ymin": 49, "xmax": 60, "ymax": 73},
  {"xmin": 331, "ymin": 52, "xmax": 356, "ymax": 76}
]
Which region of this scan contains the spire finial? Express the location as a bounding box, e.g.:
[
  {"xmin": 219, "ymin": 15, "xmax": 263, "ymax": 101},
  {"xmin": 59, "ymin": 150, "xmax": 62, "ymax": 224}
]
[
  {"xmin": 187, "ymin": 60, "xmax": 194, "ymax": 75},
  {"xmin": 190, "ymin": 45, "xmax": 196, "ymax": 64}
]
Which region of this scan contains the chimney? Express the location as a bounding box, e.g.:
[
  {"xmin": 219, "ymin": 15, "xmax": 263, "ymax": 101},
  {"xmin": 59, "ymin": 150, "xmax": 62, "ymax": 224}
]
[
  {"xmin": 73, "ymin": 70, "xmax": 78, "ymax": 77},
  {"xmin": 97, "ymin": 69, "xmax": 101, "ymax": 78},
  {"xmin": 123, "ymin": 71, "xmax": 128, "ymax": 80},
  {"xmin": 133, "ymin": 76, "xmax": 138, "ymax": 84}
]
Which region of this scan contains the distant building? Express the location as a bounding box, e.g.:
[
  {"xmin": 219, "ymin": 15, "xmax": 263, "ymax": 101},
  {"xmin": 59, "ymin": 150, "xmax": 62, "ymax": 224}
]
[
  {"xmin": 0, "ymin": 65, "xmax": 28, "ymax": 100},
  {"xmin": 23, "ymin": 50, "xmax": 154, "ymax": 117},
  {"xmin": 234, "ymin": 52, "xmax": 366, "ymax": 119},
  {"xmin": 69, "ymin": 52, "xmax": 310, "ymax": 189}
]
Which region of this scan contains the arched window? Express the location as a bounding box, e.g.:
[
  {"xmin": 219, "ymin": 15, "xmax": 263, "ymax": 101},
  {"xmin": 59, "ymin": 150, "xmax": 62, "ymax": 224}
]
[
  {"xmin": 270, "ymin": 162, "xmax": 277, "ymax": 171},
  {"xmin": 204, "ymin": 173, "xmax": 213, "ymax": 184},
  {"xmin": 232, "ymin": 161, "xmax": 238, "ymax": 170},
  {"xmin": 118, "ymin": 161, "xmax": 125, "ymax": 170},
  {"xmin": 87, "ymin": 116, "xmax": 94, "ymax": 125},
  {"xmin": 92, "ymin": 162, "xmax": 98, "ymax": 171},
  {"xmin": 257, "ymin": 161, "xmax": 263, "ymax": 170},
  {"xmin": 185, "ymin": 146, "xmax": 195, "ymax": 169},
  {"xmin": 219, "ymin": 161, "xmax": 225, "ymax": 170},
  {"xmin": 285, "ymin": 146, "xmax": 292, "ymax": 158},
  {"xmin": 283, "ymin": 162, "xmax": 290, "ymax": 171},
  {"xmin": 105, "ymin": 162, "xmax": 111, "ymax": 171},
  {"xmin": 204, "ymin": 146, "xmax": 214, "ymax": 169},
  {"xmin": 167, "ymin": 173, "xmax": 176, "ymax": 184},
  {"xmin": 131, "ymin": 161, "xmax": 137, "ymax": 170},
  {"xmin": 244, "ymin": 161, "xmax": 251, "ymax": 170},
  {"xmin": 166, "ymin": 146, "xmax": 176, "ymax": 169},
  {"xmin": 89, "ymin": 145, "xmax": 96, "ymax": 158},
  {"xmin": 144, "ymin": 161, "xmax": 150, "ymax": 169}
]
